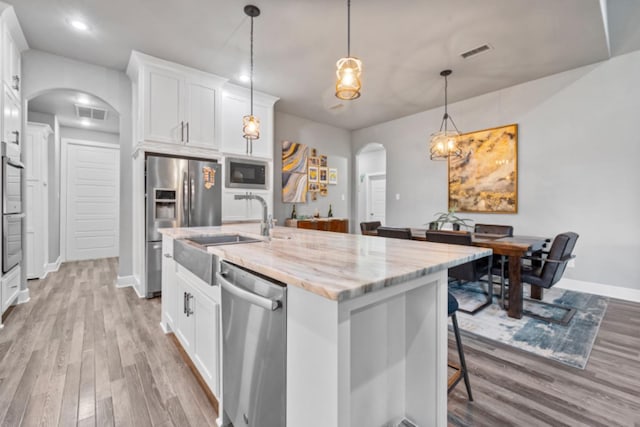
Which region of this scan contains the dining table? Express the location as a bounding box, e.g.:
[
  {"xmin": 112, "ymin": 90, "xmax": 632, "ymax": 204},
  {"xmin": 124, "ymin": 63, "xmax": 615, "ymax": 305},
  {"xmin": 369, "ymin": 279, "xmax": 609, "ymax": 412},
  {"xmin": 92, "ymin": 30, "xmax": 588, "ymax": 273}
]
[{"xmin": 410, "ymin": 229, "xmax": 549, "ymax": 319}]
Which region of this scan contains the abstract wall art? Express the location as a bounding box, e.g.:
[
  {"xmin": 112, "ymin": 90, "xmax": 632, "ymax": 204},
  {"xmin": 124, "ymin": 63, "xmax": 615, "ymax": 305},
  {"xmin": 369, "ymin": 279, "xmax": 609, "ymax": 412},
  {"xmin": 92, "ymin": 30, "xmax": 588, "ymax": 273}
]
[
  {"xmin": 448, "ymin": 124, "xmax": 518, "ymax": 213},
  {"xmin": 282, "ymin": 141, "xmax": 309, "ymax": 203}
]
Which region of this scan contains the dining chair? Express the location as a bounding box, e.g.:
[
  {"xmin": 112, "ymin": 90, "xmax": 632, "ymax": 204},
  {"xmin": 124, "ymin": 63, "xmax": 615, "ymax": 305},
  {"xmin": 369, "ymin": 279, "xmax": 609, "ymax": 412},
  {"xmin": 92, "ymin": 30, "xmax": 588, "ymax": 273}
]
[
  {"xmin": 448, "ymin": 292, "xmax": 473, "ymax": 400},
  {"xmin": 519, "ymin": 232, "xmax": 579, "ymax": 325},
  {"xmin": 425, "ymin": 230, "xmax": 493, "ymax": 313},
  {"xmin": 360, "ymin": 221, "xmax": 381, "ymax": 235},
  {"xmin": 474, "ymin": 223, "xmax": 514, "ymax": 305},
  {"xmin": 377, "ymin": 226, "xmax": 412, "ymax": 239}
]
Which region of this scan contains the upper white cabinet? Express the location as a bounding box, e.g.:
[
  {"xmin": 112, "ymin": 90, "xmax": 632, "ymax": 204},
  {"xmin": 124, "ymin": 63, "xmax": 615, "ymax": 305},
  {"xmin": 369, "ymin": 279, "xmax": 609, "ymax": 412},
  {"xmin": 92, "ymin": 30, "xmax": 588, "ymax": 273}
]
[
  {"xmin": 220, "ymin": 83, "xmax": 278, "ymax": 159},
  {"xmin": 1, "ymin": 13, "xmax": 23, "ymax": 97},
  {"xmin": 2, "ymin": 85, "xmax": 21, "ymax": 149},
  {"xmin": 127, "ymin": 51, "xmax": 227, "ymax": 150}
]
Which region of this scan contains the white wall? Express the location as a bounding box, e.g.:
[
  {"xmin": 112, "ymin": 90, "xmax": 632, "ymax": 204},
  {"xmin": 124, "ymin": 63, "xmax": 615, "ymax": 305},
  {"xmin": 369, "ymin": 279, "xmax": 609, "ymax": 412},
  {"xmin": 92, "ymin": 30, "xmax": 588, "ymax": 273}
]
[
  {"xmin": 27, "ymin": 111, "xmax": 60, "ymax": 264},
  {"xmin": 356, "ymin": 148, "xmax": 386, "ymax": 225},
  {"xmin": 22, "ymin": 49, "xmax": 133, "ymax": 279},
  {"xmin": 59, "ymin": 126, "xmax": 119, "ymax": 144},
  {"xmin": 274, "ymin": 112, "xmax": 351, "ymax": 225},
  {"xmin": 352, "ymin": 49, "xmax": 640, "ymax": 291}
]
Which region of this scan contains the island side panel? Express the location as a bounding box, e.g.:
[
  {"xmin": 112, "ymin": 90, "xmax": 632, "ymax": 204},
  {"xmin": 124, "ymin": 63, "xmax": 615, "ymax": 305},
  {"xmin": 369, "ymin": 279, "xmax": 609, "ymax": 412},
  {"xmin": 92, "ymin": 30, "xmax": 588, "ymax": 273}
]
[{"xmin": 287, "ymin": 270, "xmax": 448, "ymax": 427}]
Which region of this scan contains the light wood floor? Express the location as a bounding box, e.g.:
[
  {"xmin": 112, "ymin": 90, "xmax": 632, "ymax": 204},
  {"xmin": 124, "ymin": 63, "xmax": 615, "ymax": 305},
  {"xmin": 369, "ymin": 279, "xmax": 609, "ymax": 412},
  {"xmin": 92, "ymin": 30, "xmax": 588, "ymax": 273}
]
[{"xmin": 0, "ymin": 258, "xmax": 638, "ymax": 426}]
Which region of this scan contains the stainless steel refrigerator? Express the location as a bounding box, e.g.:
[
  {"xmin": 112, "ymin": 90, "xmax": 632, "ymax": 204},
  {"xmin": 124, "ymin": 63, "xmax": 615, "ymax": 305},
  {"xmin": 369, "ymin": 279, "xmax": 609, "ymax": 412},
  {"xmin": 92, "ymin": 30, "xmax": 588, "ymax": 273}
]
[{"xmin": 145, "ymin": 154, "xmax": 221, "ymax": 297}]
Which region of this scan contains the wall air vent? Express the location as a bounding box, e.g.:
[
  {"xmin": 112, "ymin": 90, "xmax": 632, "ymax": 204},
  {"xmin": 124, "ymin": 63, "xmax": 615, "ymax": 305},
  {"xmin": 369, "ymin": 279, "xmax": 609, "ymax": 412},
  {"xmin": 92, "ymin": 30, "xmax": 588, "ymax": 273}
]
[
  {"xmin": 460, "ymin": 44, "xmax": 493, "ymax": 59},
  {"xmin": 75, "ymin": 104, "xmax": 109, "ymax": 121}
]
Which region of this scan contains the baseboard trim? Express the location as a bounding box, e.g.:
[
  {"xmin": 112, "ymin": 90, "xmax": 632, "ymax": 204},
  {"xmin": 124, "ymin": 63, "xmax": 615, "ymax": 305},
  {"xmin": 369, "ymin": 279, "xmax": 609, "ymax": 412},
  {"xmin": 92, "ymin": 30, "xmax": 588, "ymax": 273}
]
[
  {"xmin": 17, "ymin": 288, "xmax": 30, "ymax": 304},
  {"xmin": 42, "ymin": 257, "xmax": 62, "ymax": 280},
  {"xmin": 556, "ymin": 278, "xmax": 640, "ymax": 303},
  {"xmin": 115, "ymin": 275, "xmax": 145, "ymax": 298}
]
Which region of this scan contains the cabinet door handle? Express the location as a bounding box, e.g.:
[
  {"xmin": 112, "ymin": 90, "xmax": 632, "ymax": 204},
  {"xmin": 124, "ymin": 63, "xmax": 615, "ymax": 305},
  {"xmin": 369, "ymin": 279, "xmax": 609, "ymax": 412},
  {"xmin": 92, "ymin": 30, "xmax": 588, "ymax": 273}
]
[
  {"xmin": 12, "ymin": 131, "xmax": 19, "ymax": 144},
  {"xmin": 12, "ymin": 75, "xmax": 19, "ymax": 91},
  {"xmin": 180, "ymin": 121, "xmax": 184, "ymax": 142},
  {"xmin": 183, "ymin": 291, "xmax": 187, "ymax": 314},
  {"xmin": 187, "ymin": 293, "xmax": 194, "ymax": 316},
  {"xmin": 186, "ymin": 122, "xmax": 190, "ymax": 143}
]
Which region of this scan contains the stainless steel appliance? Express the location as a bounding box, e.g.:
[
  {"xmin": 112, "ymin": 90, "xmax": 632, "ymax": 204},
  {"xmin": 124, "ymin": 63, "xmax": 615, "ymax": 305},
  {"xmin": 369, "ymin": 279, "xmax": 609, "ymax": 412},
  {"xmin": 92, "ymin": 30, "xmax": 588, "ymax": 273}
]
[
  {"xmin": 145, "ymin": 154, "xmax": 221, "ymax": 297},
  {"xmin": 218, "ymin": 261, "xmax": 286, "ymax": 427},
  {"xmin": 2, "ymin": 144, "xmax": 24, "ymax": 274},
  {"xmin": 225, "ymin": 157, "xmax": 268, "ymax": 190}
]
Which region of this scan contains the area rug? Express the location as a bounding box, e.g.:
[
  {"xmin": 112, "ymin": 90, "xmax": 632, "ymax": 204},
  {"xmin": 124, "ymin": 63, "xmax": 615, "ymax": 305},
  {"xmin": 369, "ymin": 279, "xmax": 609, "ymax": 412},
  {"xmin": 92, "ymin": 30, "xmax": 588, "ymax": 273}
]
[{"xmin": 449, "ymin": 282, "xmax": 609, "ymax": 369}]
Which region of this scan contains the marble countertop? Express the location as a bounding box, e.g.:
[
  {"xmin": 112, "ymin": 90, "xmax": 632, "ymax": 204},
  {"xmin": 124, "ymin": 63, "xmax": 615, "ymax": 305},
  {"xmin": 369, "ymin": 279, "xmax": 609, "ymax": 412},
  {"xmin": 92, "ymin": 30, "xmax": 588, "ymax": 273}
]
[{"xmin": 160, "ymin": 224, "xmax": 491, "ymax": 302}]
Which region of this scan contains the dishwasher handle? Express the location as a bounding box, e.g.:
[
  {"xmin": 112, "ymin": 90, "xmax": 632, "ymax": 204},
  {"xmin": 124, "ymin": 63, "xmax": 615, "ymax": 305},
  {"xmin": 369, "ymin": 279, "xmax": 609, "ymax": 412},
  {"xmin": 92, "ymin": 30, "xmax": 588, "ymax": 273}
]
[{"xmin": 217, "ymin": 273, "xmax": 281, "ymax": 311}]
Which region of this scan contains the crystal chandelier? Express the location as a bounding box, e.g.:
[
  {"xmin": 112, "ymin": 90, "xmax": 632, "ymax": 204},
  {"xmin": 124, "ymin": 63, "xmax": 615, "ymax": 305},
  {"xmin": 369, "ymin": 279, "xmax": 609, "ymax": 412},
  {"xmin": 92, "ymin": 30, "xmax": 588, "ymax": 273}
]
[{"xmin": 430, "ymin": 70, "xmax": 462, "ymax": 160}]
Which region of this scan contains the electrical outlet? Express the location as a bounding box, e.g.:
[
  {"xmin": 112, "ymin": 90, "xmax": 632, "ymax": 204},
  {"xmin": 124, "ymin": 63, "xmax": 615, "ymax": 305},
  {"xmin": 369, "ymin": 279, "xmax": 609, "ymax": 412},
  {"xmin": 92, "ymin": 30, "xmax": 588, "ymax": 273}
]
[
  {"xmin": 395, "ymin": 193, "xmax": 400, "ymax": 200},
  {"xmin": 568, "ymin": 259, "xmax": 576, "ymax": 268}
]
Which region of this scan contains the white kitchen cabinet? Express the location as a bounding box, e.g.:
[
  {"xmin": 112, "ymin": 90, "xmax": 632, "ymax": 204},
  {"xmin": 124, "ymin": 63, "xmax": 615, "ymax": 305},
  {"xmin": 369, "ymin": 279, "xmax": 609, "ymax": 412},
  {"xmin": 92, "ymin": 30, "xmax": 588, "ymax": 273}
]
[
  {"xmin": 161, "ymin": 235, "xmax": 177, "ymax": 331},
  {"xmin": 221, "ymin": 190, "xmax": 273, "ymax": 222},
  {"xmin": 2, "ymin": 86, "xmax": 21, "ymax": 152},
  {"xmin": 2, "ymin": 20, "xmax": 21, "ymax": 97},
  {"xmin": 1, "ymin": 265, "xmax": 20, "ymax": 314},
  {"xmin": 25, "ymin": 123, "xmax": 51, "ymax": 279},
  {"xmin": 220, "ymin": 83, "xmax": 278, "ymax": 159},
  {"xmin": 128, "ymin": 51, "xmax": 225, "ymax": 150},
  {"xmin": 170, "ymin": 260, "xmax": 221, "ymax": 397}
]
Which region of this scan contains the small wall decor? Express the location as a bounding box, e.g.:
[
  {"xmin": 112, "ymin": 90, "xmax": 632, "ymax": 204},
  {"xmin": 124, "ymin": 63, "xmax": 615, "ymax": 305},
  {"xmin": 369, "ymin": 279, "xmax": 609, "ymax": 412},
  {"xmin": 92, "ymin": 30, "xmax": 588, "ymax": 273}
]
[
  {"xmin": 319, "ymin": 167, "xmax": 328, "ymax": 184},
  {"xmin": 328, "ymin": 168, "xmax": 338, "ymax": 185},
  {"xmin": 308, "ymin": 156, "xmax": 319, "ymax": 167},
  {"xmin": 308, "ymin": 166, "xmax": 319, "ymax": 183},
  {"xmin": 320, "ymin": 155, "xmax": 327, "ymax": 167},
  {"xmin": 448, "ymin": 124, "xmax": 518, "ymax": 213},
  {"xmin": 282, "ymin": 141, "xmax": 308, "ymax": 203}
]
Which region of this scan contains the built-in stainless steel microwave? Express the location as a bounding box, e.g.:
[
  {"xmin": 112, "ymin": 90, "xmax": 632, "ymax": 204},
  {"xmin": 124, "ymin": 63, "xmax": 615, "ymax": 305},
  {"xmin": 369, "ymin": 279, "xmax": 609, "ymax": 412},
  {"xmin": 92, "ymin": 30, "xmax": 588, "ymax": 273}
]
[{"xmin": 225, "ymin": 157, "xmax": 268, "ymax": 190}]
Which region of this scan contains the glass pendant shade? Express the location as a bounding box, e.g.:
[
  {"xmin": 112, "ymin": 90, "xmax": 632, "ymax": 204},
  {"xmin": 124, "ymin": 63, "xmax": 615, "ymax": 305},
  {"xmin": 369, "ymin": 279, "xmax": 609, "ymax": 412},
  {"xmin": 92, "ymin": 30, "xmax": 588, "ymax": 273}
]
[
  {"xmin": 243, "ymin": 114, "xmax": 260, "ymax": 140},
  {"xmin": 429, "ymin": 130, "xmax": 461, "ymax": 160},
  {"xmin": 429, "ymin": 69, "xmax": 462, "ymax": 161},
  {"xmin": 335, "ymin": 57, "xmax": 362, "ymax": 100}
]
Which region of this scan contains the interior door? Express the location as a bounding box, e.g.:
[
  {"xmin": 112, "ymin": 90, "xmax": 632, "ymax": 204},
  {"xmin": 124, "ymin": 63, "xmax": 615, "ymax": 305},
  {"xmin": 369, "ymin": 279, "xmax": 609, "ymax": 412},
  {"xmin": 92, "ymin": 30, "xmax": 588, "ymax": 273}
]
[
  {"xmin": 64, "ymin": 141, "xmax": 120, "ymax": 261},
  {"xmin": 367, "ymin": 174, "xmax": 386, "ymax": 224},
  {"xmin": 25, "ymin": 125, "xmax": 48, "ymax": 278}
]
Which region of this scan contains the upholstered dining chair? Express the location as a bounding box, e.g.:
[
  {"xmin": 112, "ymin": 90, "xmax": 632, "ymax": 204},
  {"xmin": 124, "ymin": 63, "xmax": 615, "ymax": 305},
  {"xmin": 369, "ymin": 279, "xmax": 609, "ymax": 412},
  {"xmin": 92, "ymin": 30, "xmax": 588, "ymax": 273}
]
[
  {"xmin": 519, "ymin": 232, "xmax": 579, "ymax": 325},
  {"xmin": 425, "ymin": 230, "xmax": 493, "ymax": 313},
  {"xmin": 448, "ymin": 292, "xmax": 473, "ymax": 400},
  {"xmin": 377, "ymin": 226, "xmax": 412, "ymax": 239},
  {"xmin": 360, "ymin": 221, "xmax": 381, "ymax": 235}
]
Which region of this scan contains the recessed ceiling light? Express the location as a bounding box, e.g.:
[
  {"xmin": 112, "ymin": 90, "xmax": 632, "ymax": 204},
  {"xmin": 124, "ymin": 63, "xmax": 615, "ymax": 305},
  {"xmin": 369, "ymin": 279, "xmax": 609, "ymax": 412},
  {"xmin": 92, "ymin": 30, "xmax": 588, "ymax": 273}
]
[
  {"xmin": 81, "ymin": 119, "xmax": 91, "ymax": 126},
  {"xmin": 70, "ymin": 20, "xmax": 89, "ymax": 32},
  {"xmin": 238, "ymin": 74, "xmax": 250, "ymax": 83}
]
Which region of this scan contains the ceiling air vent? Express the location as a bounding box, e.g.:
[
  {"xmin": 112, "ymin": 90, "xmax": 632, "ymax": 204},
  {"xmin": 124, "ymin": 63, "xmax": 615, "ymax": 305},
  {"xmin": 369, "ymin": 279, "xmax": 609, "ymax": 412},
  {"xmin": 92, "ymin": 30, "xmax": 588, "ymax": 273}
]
[
  {"xmin": 75, "ymin": 104, "xmax": 109, "ymax": 121},
  {"xmin": 460, "ymin": 44, "xmax": 492, "ymax": 59}
]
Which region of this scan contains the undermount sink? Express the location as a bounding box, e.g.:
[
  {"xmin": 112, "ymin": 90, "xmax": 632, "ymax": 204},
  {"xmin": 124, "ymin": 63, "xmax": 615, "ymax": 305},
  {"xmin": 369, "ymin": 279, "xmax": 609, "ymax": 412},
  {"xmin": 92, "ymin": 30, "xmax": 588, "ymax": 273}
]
[{"xmin": 186, "ymin": 234, "xmax": 262, "ymax": 246}]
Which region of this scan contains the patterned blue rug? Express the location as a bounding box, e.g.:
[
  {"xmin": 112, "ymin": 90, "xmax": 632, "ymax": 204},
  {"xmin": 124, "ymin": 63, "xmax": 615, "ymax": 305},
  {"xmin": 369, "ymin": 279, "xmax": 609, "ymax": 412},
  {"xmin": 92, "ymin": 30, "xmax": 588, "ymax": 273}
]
[{"xmin": 449, "ymin": 282, "xmax": 609, "ymax": 369}]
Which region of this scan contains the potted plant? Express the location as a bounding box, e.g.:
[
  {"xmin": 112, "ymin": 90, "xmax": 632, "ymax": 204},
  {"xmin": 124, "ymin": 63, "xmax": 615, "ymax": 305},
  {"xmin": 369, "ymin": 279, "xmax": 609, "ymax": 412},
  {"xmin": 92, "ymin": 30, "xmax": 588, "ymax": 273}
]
[{"xmin": 428, "ymin": 208, "xmax": 473, "ymax": 231}]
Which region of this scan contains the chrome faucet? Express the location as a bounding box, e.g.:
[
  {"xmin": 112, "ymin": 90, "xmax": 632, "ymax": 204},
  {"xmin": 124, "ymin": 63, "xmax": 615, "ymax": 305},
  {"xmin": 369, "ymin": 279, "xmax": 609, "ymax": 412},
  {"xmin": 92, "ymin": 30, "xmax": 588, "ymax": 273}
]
[{"xmin": 234, "ymin": 193, "xmax": 272, "ymax": 237}]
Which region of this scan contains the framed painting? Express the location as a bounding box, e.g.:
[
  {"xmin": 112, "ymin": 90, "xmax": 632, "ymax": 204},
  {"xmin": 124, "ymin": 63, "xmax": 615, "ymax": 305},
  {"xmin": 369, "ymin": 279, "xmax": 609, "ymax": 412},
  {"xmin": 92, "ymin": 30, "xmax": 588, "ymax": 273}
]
[
  {"xmin": 319, "ymin": 167, "xmax": 328, "ymax": 184},
  {"xmin": 448, "ymin": 124, "xmax": 518, "ymax": 213},
  {"xmin": 328, "ymin": 168, "xmax": 338, "ymax": 185},
  {"xmin": 308, "ymin": 166, "xmax": 319, "ymax": 183}
]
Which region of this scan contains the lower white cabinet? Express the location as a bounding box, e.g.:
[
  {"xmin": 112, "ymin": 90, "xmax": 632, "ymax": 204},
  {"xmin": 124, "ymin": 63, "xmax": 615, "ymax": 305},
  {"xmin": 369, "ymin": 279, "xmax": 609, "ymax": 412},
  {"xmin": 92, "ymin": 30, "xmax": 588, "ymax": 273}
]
[
  {"xmin": 161, "ymin": 236, "xmax": 221, "ymax": 397},
  {"xmin": 1, "ymin": 265, "xmax": 20, "ymax": 314}
]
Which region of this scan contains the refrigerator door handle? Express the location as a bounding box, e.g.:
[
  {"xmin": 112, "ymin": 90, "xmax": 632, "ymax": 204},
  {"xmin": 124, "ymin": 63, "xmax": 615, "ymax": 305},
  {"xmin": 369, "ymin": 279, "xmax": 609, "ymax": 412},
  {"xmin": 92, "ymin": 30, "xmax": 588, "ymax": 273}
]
[
  {"xmin": 183, "ymin": 173, "xmax": 189, "ymax": 214},
  {"xmin": 190, "ymin": 177, "xmax": 195, "ymax": 212}
]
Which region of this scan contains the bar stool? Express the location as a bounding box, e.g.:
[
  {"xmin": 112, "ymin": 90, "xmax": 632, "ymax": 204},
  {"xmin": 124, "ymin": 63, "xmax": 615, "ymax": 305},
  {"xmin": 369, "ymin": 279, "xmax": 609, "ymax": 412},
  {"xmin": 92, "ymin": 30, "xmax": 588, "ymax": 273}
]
[{"xmin": 448, "ymin": 292, "xmax": 473, "ymax": 400}]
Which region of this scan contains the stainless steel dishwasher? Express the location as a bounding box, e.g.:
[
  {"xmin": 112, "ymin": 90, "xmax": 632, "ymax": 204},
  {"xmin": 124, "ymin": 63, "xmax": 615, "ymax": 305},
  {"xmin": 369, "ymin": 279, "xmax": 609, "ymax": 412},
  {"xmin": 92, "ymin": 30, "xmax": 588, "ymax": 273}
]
[{"xmin": 217, "ymin": 261, "xmax": 287, "ymax": 427}]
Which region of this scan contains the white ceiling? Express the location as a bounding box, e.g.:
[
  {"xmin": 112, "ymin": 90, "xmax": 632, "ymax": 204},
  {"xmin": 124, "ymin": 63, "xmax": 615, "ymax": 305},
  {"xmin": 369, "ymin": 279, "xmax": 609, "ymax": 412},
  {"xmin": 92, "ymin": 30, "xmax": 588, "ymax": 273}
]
[
  {"xmin": 9, "ymin": 0, "xmax": 640, "ymax": 130},
  {"xmin": 28, "ymin": 89, "xmax": 120, "ymax": 134}
]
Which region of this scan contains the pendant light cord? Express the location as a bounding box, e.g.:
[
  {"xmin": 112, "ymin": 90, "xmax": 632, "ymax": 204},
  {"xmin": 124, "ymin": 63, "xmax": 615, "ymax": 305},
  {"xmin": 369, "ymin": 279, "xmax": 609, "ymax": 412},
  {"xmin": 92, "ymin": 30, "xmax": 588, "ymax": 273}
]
[
  {"xmin": 250, "ymin": 15, "xmax": 254, "ymax": 116},
  {"xmin": 347, "ymin": 0, "xmax": 351, "ymax": 57}
]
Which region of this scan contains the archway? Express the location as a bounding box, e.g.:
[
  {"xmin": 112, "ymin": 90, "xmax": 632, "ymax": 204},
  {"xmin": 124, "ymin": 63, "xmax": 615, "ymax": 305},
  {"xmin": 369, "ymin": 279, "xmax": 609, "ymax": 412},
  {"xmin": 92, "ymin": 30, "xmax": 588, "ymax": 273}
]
[
  {"xmin": 355, "ymin": 143, "xmax": 387, "ymax": 229},
  {"xmin": 25, "ymin": 88, "xmax": 121, "ymax": 279}
]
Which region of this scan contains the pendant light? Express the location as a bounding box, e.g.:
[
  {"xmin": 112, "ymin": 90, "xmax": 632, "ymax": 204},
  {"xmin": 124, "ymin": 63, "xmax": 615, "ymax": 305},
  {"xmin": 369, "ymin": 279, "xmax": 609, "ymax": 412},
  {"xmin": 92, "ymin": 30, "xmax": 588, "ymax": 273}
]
[
  {"xmin": 430, "ymin": 69, "xmax": 462, "ymax": 160},
  {"xmin": 243, "ymin": 5, "xmax": 260, "ymax": 150},
  {"xmin": 335, "ymin": 0, "xmax": 362, "ymax": 100}
]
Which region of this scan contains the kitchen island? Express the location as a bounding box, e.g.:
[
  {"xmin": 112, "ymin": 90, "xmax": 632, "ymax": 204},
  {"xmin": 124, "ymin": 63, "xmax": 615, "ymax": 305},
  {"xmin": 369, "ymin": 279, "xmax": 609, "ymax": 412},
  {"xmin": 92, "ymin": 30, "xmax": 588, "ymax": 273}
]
[{"xmin": 159, "ymin": 224, "xmax": 491, "ymax": 427}]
